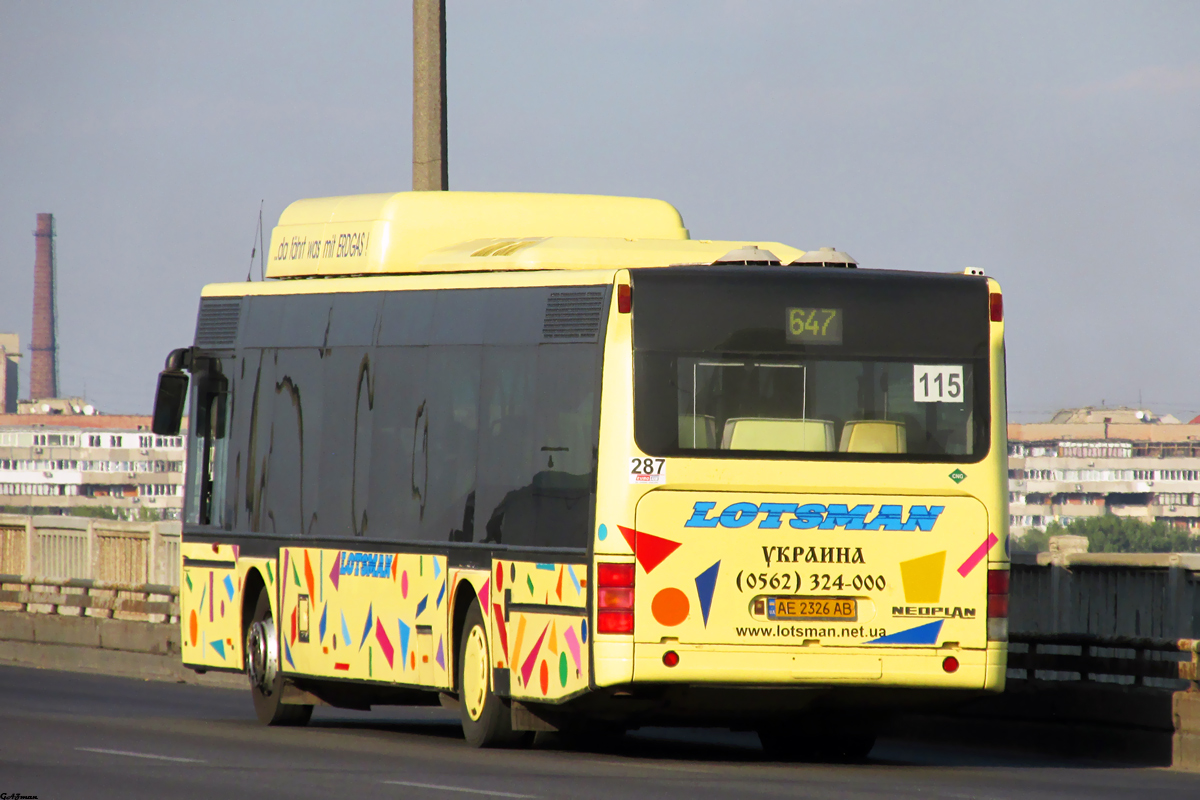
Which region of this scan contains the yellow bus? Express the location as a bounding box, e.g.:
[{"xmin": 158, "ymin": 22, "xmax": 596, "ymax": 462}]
[{"xmin": 152, "ymin": 191, "xmax": 1008, "ymax": 758}]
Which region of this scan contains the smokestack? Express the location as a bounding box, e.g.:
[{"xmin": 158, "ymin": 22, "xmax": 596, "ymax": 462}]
[{"xmin": 30, "ymin": 213, "xmax": 58, "ymax": 399}]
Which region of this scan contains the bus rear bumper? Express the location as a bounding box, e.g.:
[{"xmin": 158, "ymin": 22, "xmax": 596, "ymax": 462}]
[{"xmin": 626, "ymin": 643, "xmax": 992, "ymax": 690}]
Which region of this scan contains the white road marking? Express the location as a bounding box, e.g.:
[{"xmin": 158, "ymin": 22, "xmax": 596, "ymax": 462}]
[
  {"xmin": 382, "ymin": 780, "xmax": 537, "ymax": 798},
  {"xmin": 76, "ymin": 747, "xmax": 206, "ymax": 763}
]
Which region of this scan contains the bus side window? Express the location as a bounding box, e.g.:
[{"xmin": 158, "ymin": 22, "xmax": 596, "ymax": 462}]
[{"xmin": 186, "ymin": 361, "xmax": 230, "ymax": 527}]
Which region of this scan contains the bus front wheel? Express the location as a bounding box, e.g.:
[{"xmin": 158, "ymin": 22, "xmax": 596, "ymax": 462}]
[
  {"xmin": 458, "ymin": 600, "xmax": 528, "ymax": 748},
  {"xmin": 246, "ymin": 590, "xmax": 312, "ymax": 726}
]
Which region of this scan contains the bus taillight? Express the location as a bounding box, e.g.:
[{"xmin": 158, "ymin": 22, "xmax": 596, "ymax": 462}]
[
  {"xmin": 987, "ymin": 568, "xmax": 1009, "ymax": 642},
  {"xmin": 597, "ymin": 562, "xmax": 635, "ymax": 634},
  {"xmin": 989, "ymin": 292, "xmax": 1003, "ymax": 322}
]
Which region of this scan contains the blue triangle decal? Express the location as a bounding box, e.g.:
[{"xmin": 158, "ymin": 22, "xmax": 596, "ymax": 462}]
[
  {"xmin": 360, "ymin": 603, "xmax": 374, "ymax": 650},
  {"xmin": 398, "ymin": 619, "xmax": 411, "ymax": 669},
  {"xmin": 340, "ymin": 611, "xmax": 351, "ymax": 649},
  {"xmin": 318, "ymin": 603, "xmax": 327, "ymax": 643},
  {"xmin": 283, "ymin": 636, "xmax": 295, "ymax": 668},
  {"xmin": 694, "ymin": 561, "xmax": 720, "ymax": 626},
  {"xmin": 434, "ymin": 557, "xmax": 442, "ymax": 580},
  {"xmin": 867, "ymin": 620, "xmax": 943, "ymax": 645},
  {"xmin": 210, "ymin": 638, "xmax": 226, "ymax": 659}
]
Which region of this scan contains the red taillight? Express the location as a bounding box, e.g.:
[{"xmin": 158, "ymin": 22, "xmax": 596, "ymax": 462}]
[
  {"xmin": 987, "ymin": 568, "xmax": 1009, "ymax": 618},
  {"xmin": 663, "ymin": 650, "xmax": 679, "ymax": 667},
  {"xmin": 597, "ymin": 587, "xmax": 633, "ymax": 609},
  {"xmin": 942, "ymin": 655, "xmax": 959, "ymax": 673},
  {"xmin": 597, "ymin": 561, "xmax": 635, "ymax": 634},
  {"xmin": 987, "ymin": 568, "xmax": 1009, "ymax": 642},
  {"xmin": 598, "ymin": 562, "xmax": 634, "ymax": 587},
  {"xmin": 989, "ymin": 292, "xmax": 1003, "ymax": 322},
  {"xmin": 617, "ymin": 284, "xmax": 632, "ymax": 314}
]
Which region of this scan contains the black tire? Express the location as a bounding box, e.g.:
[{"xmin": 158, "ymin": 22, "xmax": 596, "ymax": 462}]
[
  {"xmin": 246, "ymin": 589, "xmax": 312, "ymax": 726},
  {"xmin": 457, "ymin": 600, "xmax": 527, "ymax": 748}
]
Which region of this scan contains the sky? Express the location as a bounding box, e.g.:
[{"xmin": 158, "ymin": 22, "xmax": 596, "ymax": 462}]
[{"xmin": 1, "ymin": 1, "xmax": 1198, "ymax": 420}]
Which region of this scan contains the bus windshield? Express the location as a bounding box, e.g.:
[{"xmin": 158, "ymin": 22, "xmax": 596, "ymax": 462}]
[{"xmin": 632, "ymin": 267, "xmax": 991, "ymax": 462}]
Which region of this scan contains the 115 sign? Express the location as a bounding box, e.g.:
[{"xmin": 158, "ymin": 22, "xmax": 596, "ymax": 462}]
[{"xmin": 913, "ymin": 365, "xmax": 964, "ymax": 403}]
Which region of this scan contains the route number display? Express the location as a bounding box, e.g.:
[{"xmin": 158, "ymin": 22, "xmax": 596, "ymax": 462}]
[{"xmin": 913, "ymin": 365, "xmax": 964, "ymax": 403}]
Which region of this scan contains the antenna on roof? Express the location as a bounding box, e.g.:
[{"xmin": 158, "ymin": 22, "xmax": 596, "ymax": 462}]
[{"xmin": 248, "ymin": 200, "xmax": 265, "ymax": 282}]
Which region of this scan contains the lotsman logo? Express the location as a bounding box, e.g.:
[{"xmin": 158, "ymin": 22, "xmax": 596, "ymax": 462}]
[
  {"xmin": 684, "ymin": 502, "xmax": 945, "ymax": 531},
  {"xmin": 339, "ymin": 551, "xmax": 394, "ymax": 578}
]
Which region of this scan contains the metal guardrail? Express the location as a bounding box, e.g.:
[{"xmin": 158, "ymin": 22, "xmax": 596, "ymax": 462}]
[
  {"xmin": 0, "ymin": 575, "xmax": 179, "ymax": 624},
  {"xmin": 1008, "ymin": 633, "xmax": 1200, "ymax": 691}
]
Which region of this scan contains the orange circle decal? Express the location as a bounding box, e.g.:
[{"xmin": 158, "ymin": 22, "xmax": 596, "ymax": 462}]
[
  {"xmin": 539, "ymin": 659, "xmax": 550, "ymax": 695},
  {"xmin": 651, "ymin": 588, "xmax": 690, "ymax": 626}
]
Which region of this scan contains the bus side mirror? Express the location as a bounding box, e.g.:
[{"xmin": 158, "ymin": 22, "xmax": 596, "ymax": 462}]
[{"xmin": 153, "ymin": 370, "xmax": 189, "ymax": 436}]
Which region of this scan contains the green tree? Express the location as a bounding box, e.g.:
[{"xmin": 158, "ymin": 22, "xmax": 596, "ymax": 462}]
[{"xmin": 1018, "ymin": 516, "xmax": 1200, "ymax": 554}]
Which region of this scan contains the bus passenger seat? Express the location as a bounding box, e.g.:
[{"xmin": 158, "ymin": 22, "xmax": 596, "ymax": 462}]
[
  {"xmin": 838, "ymin": 420, "xmax": 907, "ymax": 453},
  {"xmin": 721, "ymin": 418, "xmax": 836, "ymax": 452},
  {"xmin": 679, "ymin": 415, "xmax": 718, "ymax": 449}
]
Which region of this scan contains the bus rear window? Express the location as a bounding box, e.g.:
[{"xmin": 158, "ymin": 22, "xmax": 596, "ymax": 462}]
[{"xmin": 632, "ymin": 268, "xmax": 991, "ymax": 462}]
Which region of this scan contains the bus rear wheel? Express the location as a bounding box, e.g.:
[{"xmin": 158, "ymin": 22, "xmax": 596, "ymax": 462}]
[
  {"xmin": 458, "ymin": 600, "xmax": 528, "ymax": 748},
  {"xmin": 246, "ymin": 590, "xmax": 312, "ymax": 726}
]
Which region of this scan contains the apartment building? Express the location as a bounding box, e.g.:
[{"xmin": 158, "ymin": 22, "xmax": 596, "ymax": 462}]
[
  {"xmin": 0, "ymin": 413, "xmax": 186, "ymax": 519},
  {"xmin": 1008, "ymin": 407, "xmax": 1200, "ymax": 539}
]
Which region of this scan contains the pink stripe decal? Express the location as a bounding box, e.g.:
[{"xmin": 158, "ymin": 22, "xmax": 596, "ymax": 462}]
[{"xmin": 957, "ymin": 533, "xmax": 999, "ymax": 577}]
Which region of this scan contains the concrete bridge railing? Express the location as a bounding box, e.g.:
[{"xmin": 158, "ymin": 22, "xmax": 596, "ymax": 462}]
[{"xmin": 0, "ymin": 513, "xmax": 179, "ymax": 587}]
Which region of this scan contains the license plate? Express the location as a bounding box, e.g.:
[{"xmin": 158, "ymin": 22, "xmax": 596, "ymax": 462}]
[{"xmin": 767, "ymin": 596, "xmax": 858, "ymax": 621}]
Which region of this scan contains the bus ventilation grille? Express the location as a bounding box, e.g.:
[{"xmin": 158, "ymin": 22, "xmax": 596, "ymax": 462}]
[
  {"xmin": 194, "ymin": 298, "xmax": 242, "ymax": 348},
  {"xmin": 542, "ymin": 290, "xmax": 605, "ymax": 342}
]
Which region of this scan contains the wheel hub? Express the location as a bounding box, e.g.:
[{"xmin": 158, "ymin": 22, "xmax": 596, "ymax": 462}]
[
  {"xmin": 462, "ymin": 625, "xmax": 489, "ymax": 721},
  {"xmin": 247, "ymin": 617, "xmax": 278, "ymax": 695}
]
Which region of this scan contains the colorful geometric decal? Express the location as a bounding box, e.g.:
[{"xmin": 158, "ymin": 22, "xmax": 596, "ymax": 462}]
[
  {"xmin": 223, "ymin": 574, "xmax": 235, "ymax": 602},
  {"xmin": 520, "ymin": 624, "xmax": 549, "ymax": 687},
  {"xmin": 319, "ymin": 604, "xmax": 327, "ymax": 643},
  {"xmin": 375, "ymin": 619, "xmax": 394, "ymax": 668},
  {"xmin": 416, "ymin": 594, "xmax": 428, "ymax": 618},
  {"xmin": 436, "ymin": 579, "xmax": 446, "ymax": 609},
  {"xmin": 397, "ymin": 619, "xmax": 411, "ymax": 670},
  {"xmin": 329, "ymin": 551, "xmax": 341, "ymax": 591},
  {"xmin": 340, "ymin": 611, "xmax": 351, "ymax": 650},
  {"xmin": 563, "ymin": 625, "xmax": 582, "ymax": 672},
  {"xmin": 433, "ymin": 558, "xmax": 442, "ymax": 580},
  {"xmin": 900, "ymin": 551, "xmax": 946, "ymax": 603},
  {"xmin": 493, "ymin": 604, "xmax": 509, "ymax": 659},
  {"xmin": 304, "ymin": 551, "xmax": 315, "ymax": 600},
  {"xmin": 617, "ymin": 525, "xmax": 682, "ymax": 573},
  {"xmin": 957, "ymin": 533, "xmax": 999, "ymax": 577},
  {"xmin": 478, "ymin": 578, "xmax": 490, "ymax": 612},
  {"xmin": 210, "ymin": 638, "xmax": 226, "ymax": 659},
  {"xmin": 283, "ymin": 636, "xmax": 295, "ymax": 667},
  {"xmin": 694, "ymin": 561, "xmax": 720, "ymax": 626},
  {"xmin": 360, "ymin": 604, "xmax": 374, "ymax": 650},
  {"xmin": 651, "ymin": 588, "xmax": 690, "ymax": 626},
  {"xmin": 401, "ymin": 570, "xmax": 409, "ymax": 598},
  {"xmin": 867, "ymin": 620, "xmax": 943, "ymax": 645},
  {"xmin": 435, "ymin": 636, "xmax": 445, "ymax": 670},
  {"xmin": 567, "ymin": 566, "xmax": 581, "ymax": 595}
]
